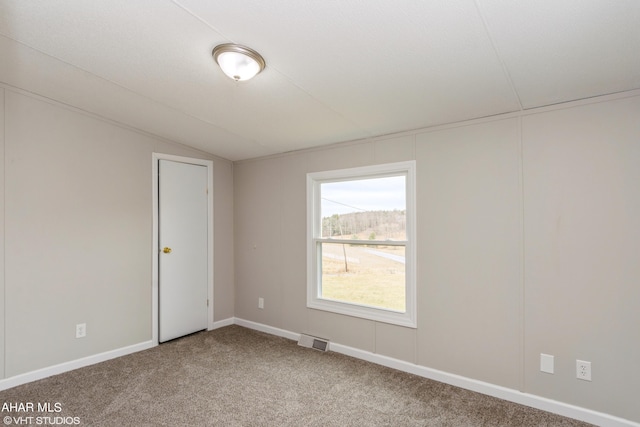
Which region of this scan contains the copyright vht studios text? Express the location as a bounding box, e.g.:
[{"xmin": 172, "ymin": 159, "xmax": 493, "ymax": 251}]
[{"xmin": 2, "ymin": 402, "xmax": 81, "ymax": 425}]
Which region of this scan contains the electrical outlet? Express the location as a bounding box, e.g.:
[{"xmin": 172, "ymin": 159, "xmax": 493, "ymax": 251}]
[
  {"xmin": 576, "ymin": 360, "xmax": 591, "ymax": 381},
  {"xmin": 258, "ymin": 297, "xmax": 264, "ymax": 309},
  {"xmin": 75, "ymin": 323, "xmax": 87, "ymax": 338}
]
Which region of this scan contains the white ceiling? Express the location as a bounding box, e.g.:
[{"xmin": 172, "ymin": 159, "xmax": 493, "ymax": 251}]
[{"xmin": 0, "ymin": 1, "xmax": 638, "ymax": 161}]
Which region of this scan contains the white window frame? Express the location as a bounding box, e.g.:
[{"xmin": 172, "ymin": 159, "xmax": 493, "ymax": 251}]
[{"xmin": 306, "ymin": 161, "xmax": 417, "ymax": 328}]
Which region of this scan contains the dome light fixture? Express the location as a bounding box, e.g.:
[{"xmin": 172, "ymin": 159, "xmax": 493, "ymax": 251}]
[{"xmin": 212, "ymin": 43, "xmax": 266, "ymax": 81}]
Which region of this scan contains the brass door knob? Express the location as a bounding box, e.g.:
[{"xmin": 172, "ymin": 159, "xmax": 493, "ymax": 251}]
[{"xmin": 163, "ymin": 247, "xmax": 172, "ymax": 254}]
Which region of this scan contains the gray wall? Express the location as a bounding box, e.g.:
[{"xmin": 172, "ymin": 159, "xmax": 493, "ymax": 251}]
[
  {"xmin": 234, "ymin": 94, "xmax": 640, "ymax": 423},
  {"xmin": 1, "ymin": 80, "xmax": 637, "ymax": 422},
  {"xmin": 0, "ymin": 88, "xmax": 234, "ymax": 377},
  {"xmin": 0, "ymin": 88, "xmax": 5, "ymax": 379}
]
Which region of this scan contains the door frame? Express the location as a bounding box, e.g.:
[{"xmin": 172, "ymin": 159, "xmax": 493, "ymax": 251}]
[{"xmin": 151, "ymin": 153, "xmax": 214, "ymax": 345}]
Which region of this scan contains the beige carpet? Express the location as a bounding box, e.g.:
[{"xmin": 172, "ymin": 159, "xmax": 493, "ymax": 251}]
[{"xmin": 0, "ymin": 325, "xmax": 593, "ymax": 426}]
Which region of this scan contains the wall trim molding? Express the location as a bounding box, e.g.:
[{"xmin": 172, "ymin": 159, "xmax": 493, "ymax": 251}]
[
  {"xmin": 0, "ymin": 340, "xmax": 154, "ymax": 392},
  {"xmin": 234, "ymin": 318, "xmax": 640, "ymax": 427},
  {"xmin": 233, "ymin": 88, "xmax": 640, "ymax": 166},
  {"xmin": 0, "ymin": 317, "xmax": 237, "ymax": 392},
  {"xmin": 1, "ymin": 317, "xmax": 637, "ymax": 427},
  {"xmin": 211, "ymin": 318, "xmax": 235, "ymax": 329},
  {"xmin": 234, "ymin": 318, "xmax": 300, "ymax": 341},
  {"xmin": 0, "ymin": 82, "xmax": 230, "ymax": 164}
]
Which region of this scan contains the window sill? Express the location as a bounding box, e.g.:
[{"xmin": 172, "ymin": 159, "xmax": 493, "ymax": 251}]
[{"xmin": 307, "ymin": 297, "xmax": 417, "ymax": 328}]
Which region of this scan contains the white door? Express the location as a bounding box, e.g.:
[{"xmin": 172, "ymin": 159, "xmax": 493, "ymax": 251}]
[{"xmin": 158, "ymin": 159, "xmax": 208, "ymax": 342}]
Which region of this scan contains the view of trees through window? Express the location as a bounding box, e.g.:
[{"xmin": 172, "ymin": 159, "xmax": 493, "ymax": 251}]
[
  {"xmin": 319, "ymin": 175, "xmax": 407, "ymax": 312},
  {"xmin": 321, "ymin": 210, "xmax": 406, "ymax": 241}
]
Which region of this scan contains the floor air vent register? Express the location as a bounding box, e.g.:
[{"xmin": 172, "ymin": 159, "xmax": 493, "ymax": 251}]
[{"xmin": 298, "ymin": 334, "xmax": 329, "ymax": 352}]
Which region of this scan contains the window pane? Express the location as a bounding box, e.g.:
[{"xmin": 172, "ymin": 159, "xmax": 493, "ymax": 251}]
[
  {"xmin": 320, "ymin": 242, "xmax": 405, "ymax": 312},
  {"xmin": 320, "ymin": 175, "xmax": 406, "ymax": 241}
]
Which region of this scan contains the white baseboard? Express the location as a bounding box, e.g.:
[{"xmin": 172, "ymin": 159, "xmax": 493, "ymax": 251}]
[
  {"xmin": 0, "ymin": 317, "xmax": 237, "ymax": 391},
  {"xmin": 0, "ymin": 340, "xmax": 154, "ymax": 392},
  {"xmin": 2, "ymin": 318, "xmax": 636, "ymax": 427},
  {"xmin": 211, "ymin": 317, "xmax": 235, "ymax": 329},
  {"xmin": 234, "ymin": 318, "xmax": 639, "ymax": 427},
  {"xmin": 233, "ymin": 317, "xmax": 300, "ymax": 341}
]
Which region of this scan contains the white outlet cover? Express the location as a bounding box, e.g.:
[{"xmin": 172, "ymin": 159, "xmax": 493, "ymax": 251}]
[
  {"xmin": 76, "ymin": 323, "xmax": 87, "ymax": 338},
  {"xmin": 576, "ymin": 360, "xmax": 592, "ymax": 381},
  {"xmin": 540, "ymin": 353, "xmax": 554, "ymax": 374}
]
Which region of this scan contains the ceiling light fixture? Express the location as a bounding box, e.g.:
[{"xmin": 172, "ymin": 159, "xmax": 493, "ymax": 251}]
[{"xmin": 212, "ymin": 43, "xmax": 266, "ymax": 82}]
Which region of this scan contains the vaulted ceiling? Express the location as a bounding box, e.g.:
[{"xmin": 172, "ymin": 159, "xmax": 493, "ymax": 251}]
[{"xmin": 1, "ymin": 1, "xmax": 639, "ymax": 161}]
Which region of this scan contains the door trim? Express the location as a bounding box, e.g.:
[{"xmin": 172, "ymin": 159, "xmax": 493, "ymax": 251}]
[{"xmin": 152, "ymin": 153, "xmax": 214, "ymax": 345}]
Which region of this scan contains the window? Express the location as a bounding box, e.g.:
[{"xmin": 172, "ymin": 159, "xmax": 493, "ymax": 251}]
[{"xmin": 307, "ymin": 161, "xmax": 416, "ymax": 328}]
